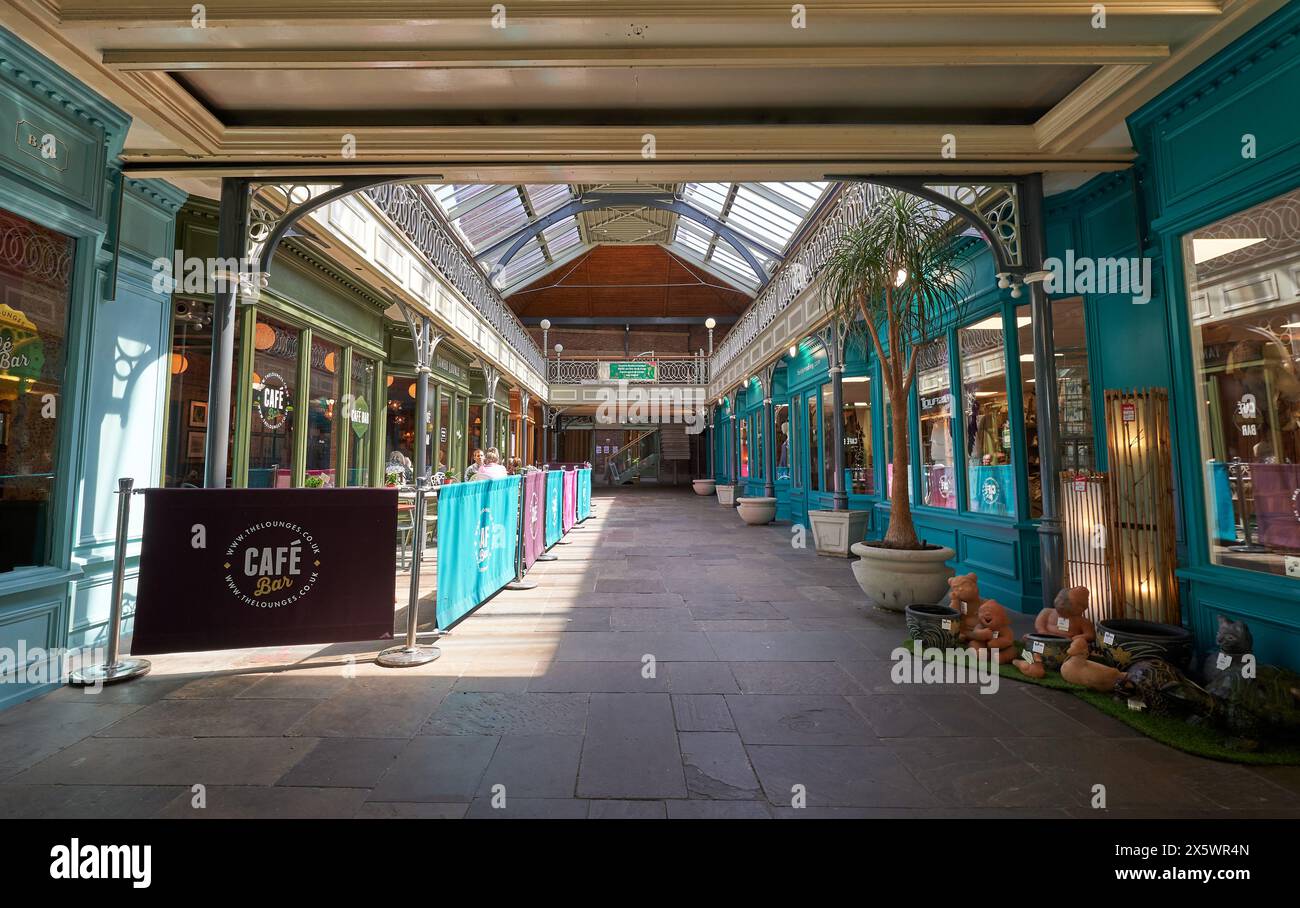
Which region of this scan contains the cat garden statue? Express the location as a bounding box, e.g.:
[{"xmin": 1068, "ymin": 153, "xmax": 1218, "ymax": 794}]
[
  {"xmin": 1201, "ymin": 615, "xmax": 1300, "ymax": 748},
  {"xmin": 1034, "ymin": 586, "xmax": 1095, "ymax": 641},
  {"xmin": 965, "ymin": 600, "xmax": 1018, "ymax": 664},
  {"xmin": 947, "ymin": 573, "xmax": 985, "ymax": 643}
]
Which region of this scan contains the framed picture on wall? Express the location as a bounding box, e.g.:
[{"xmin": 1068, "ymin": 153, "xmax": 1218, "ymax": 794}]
[
  {"xmin": 189, "ymin": 400, "xmax": 208, "ymax": 428},
  {"xmin": 186, "ymin": 431, "xmax": 206, "ymax": 460}
]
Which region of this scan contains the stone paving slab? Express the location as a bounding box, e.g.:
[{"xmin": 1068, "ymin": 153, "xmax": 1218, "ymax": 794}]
[{"xmin": 0, "ymin": 486, "xmax": 1295, "ymax": 818}]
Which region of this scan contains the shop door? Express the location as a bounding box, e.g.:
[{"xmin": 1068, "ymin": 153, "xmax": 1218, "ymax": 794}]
[{"xmin": 787, "ymin": 392, "xmax": 813, "ymax": 527}]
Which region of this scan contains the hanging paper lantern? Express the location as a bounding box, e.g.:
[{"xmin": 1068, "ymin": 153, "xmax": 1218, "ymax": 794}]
[
  {"xmin": 324, "ymin": 351, "xmax": 336, "ymax": 373},
  {"xmin": 253, "ymin": 321, "xmax": 276, "ymax": 351},
  {"xmin": 170, "ymin": 353, "xmax": 189, "ymax": 375}
]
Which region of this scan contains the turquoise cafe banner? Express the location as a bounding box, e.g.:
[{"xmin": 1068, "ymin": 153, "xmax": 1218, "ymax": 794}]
[
  {"xmin": 435, "ymin": 476, "xmax": 520, "ymax": 629},
  {"xmin": 577, "ymin": 467, "xmax": 592, "ymax": 521},
  {"xmin": 545, "ymin": 469, "xmax": 564, "ymax": 547}
]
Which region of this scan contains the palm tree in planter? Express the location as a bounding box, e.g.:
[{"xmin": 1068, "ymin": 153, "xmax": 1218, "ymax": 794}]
[{"xmin": 820, "ymin": 190, "xmax": 973, "ymax": 610}]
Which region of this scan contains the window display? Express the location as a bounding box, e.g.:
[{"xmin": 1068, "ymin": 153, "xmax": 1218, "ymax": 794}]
[
  {"xmin": 774, "ymin": 402, "xmax": 790, "ymax": 481},
  {"xmin": 806, "ymin": 395, "xmax": 820, "ymax": 492},
  {"xmin": 1184, "ymin": 187, "xmax": 1300, "ymax": 579},
  {"xmin": 347, "ymin": 354, "xmax": 376, "ymax": 486},
  {"xmin": 0, "ymin": 210, "xmax": 74, "ymax": 572},
  {"xmin": 917, "ymin": 337, "xmax": 956, "ymax": 509},
  {"xmin": 738, "ymin": 416, "xmax": 750, "ymax": 479},
  {"xmin": 248, "ymin": 316, "xmax": 299, "ymax": 487},
  {"xmin": 1017, "ymin": 298, "xmax": 1094, "ymax": 518},
  {"xmin": 306, "ymin": 337, "xmax": 342, "ymax": 485},
  {"xmin": 959, "ymin": 319, "xmax": 1015, "ymax": 516},
  {"xmin": 842, "ymin": 376, "xmax": 873, "ymax": 494}
]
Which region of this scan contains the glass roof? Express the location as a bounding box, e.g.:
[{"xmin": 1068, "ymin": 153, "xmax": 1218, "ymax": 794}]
[{"xmin": 424, "ymin": 180, "xmax": 831, "ymax": 295}]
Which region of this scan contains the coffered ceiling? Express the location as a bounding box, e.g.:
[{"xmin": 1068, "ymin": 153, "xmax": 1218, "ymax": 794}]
[{"xmin": 0, "ymin": 0, "xmax": 1288, "ymax": 185}]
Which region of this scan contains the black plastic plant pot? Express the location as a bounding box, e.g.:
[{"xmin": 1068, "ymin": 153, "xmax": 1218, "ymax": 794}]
[
  {"xmin": 1097, "ymin": 619, "xmax": 1194, "ymax": 670},
  {"xmin": 1021, "ymin": 633, "xmax": 1072, "ymax": 671},
  {"xmin": 905, "ymin": 603, "xmax": 961, "ymax": 651}
]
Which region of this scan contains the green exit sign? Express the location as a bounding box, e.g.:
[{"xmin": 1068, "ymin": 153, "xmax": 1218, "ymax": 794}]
[{"xmin": 607, "ymin": 362, "xmax": 655, "ymax": 381}]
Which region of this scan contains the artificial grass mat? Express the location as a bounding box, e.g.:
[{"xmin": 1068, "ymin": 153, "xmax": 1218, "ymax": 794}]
[{"xmin": 905, "ymin": 642, "xmax": 1300, "ymax": 766}]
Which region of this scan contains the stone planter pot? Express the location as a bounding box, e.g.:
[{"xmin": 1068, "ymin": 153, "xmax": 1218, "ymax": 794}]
[
  {"xmin": 715, "ymin": 484, "xmax": 738, "ymax": 507},
  {"xmin": 807, "ymin": 509, "xmax": 870, "ymax": 557},
  {"xmin": 1020, "ymin": 633, "xmax": 1072, "ymax": 672},
  {"xmin": 905, "ymin": 603, "xmax": 961, "ymax": 651},
  {"xmin": 849, "ymin": 541, "xmax": 955, "ymax": 611},
  {"xmin": 1097, "ymin": 619, "xmax": 1194, "ymax": 670},
  {"xmin": 692, "ymin": 479, "xmax": 716, "ymax": 496},
  {"xmin": 736, "ymin": 496, "xmax": 777, "ymax": 525}
]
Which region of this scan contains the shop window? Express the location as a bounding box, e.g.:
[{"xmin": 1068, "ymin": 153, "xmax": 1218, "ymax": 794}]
[
  {"xmin": 384, "ymin": 373, "xmax": 416, "ymax": 484},
  {"xmin": 774, "ymin": 403, "xmax": 790, "ymax": 481},
  {"xmin": 917, "ymin": 337, "xmax": 956, "ymax": 509},
  {"xmin": 439, "ymin": 390, "xmax": 452, "ymax": 475},
  {"xmin": 806, "ymin": 395, "xmax": 820, "ymax": 492},
  {"xmin": 306, "ymin": 336, "xmax": 342, "ymax": 486},
  {"xmin": 162, "ymin": 301, "xmax": 239, "ymax": 488},
  {"xmin": 347, "ymin": 354, "xmax": 376, "ymax": 486},
  {"xmin": 738, "ymin": 416, "xmax": 750, "ymax": 479},
  {"xmin": 753, "ymin": 411, "xmax": 764, "ymax": 481},
  {"xmin": 959, "ymin": 318, "xmax": 1016, "ymax": 516},
  {"xmin": 248, "ymin": 316, "xmax": 299, "ymax": 487},
  {"xmin": 0, "ymin": 210, "xmax": 74, "ymax": 573},
  {"xmin": 455, "ymin": 394, "xmax": 467, "ymax": 474},
  {"xmin": 821, "ymin": 385, "xmax": 836, "ymax": 492},
  {"xmin": 1183, "ymin": 187, "xmax": 1300, "ymax": 580},
  {"xmin": 843, "ymin": 375, "xmax": 873, "ymax": 494},
  {"xmin": 1015, "ymin": 298, "xmax": 1095, "ymax": 518}
]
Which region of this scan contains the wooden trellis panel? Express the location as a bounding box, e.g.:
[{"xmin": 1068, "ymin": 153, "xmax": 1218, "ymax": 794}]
[
  {"xmin": 1102, "ymin": 388, "xmax": 1180, "ymax": 626},
  {"xmin": 1060, "ymin": 471, "xmax": 1115, "ymax": 620}
]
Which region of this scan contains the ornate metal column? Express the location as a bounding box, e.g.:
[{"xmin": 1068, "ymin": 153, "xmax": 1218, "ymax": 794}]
[
  {"xmin": 519, "ymin": 390, "xmax": 531, "ymax": 464},
  {"xmin": 399, "ymin": 305, "xmax": 441, "ymax": 481},
  {"xmin": 1022, "ymin": 174, "xmax": 1064, "ymax": 609},
  {"xmin": 816, "ymin": 319, "xmax": 850, "ymax": 511},
  {"xmin": 482, "ymin": 364, "xmax": 501, "ymax": 451},
  {"xmin": 205, "ymin": 178, "xmax": 251, "ymax": 488}
]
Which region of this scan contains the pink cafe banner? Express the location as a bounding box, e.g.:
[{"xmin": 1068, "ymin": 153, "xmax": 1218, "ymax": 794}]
[
  {"xmin": 522, "ymin": 470, "xmax": 546, "ymax": 569},
  {"xmin": 563, "ymin": 469, "xmax": 577, "ymax": 533}
]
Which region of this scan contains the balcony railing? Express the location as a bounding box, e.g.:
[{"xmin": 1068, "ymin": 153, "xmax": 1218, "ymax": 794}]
[
  {"xmin": 710, "ymin": 182, "xmax": 888, "ymax": 376},
  {"xmin": 364, "ymin": 183, "xmax": 547, "ymax": 376},
  {"xmin": 547, "ymin": 356, "xmax": 709, "ymax": 385}
]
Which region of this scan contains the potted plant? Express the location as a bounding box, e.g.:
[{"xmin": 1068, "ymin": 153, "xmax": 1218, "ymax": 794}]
[{"xmin": 819, "ymin": 191, "xmax": 972, "ymax": 608}]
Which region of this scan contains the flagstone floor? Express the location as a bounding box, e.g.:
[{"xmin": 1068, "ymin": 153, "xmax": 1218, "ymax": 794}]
[{"xmin": 2, "ymin": 485, "xmax": 1299, "ymax": 819}]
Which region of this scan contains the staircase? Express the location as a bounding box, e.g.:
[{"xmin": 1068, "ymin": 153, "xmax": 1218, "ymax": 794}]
[{"xmin": 608, "ymin": 430, "xmax": 660, "ymax": 485}]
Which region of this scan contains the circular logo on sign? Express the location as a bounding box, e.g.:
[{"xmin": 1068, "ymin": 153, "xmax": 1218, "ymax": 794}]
[
  {"xmin": 529, "ymin": 491, "xmax": 539, "ymax": 530},
  {"xmin": 981, "ymin": 476, "xmax": 1001, "ymax": 506},
  {"xmin": 222, "ymin": 521, "xmax": 321, "ymax": 609},
  {"xmin": 476, "ymin": 507, "xmax": 495, "ymax": 572},
  {"xmin": 937, "ymin": 468, "xmax": 951, "ymax": 499},
  {"xmin": 1292, "ymin": 488, "xmax": 1300, "ymax": 523},
  {"xmin": 255, "ymin": 371, "xmax": 291, "ymax": 430}
]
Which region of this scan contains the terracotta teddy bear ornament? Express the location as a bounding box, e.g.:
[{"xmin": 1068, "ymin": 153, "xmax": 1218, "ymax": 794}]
[
  {"xmin": 1034, "ymin": 586, "xmax": 1095, "ymax": 641},
  {"xmin": 946, "ymin": 573, "xmax": 1015, "ymax": 662},
  {"xmin": 965, "ymin": 600, "xmax": 1018, "ymax": 664}
]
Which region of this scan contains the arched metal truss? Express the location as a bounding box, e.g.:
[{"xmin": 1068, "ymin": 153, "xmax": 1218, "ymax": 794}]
[{"xmin": 486, "ymin": 192, "xmax": 779, "ymax": 285}]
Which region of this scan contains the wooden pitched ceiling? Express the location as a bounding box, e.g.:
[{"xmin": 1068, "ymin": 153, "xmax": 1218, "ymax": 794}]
[{"xmin": 505, "ymin": 244, "xmax": 752, "ymax": 320}]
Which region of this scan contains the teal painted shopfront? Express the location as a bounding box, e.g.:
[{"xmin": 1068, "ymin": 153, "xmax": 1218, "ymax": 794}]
[
  {"xmin": 0, "ymin": 29, "xmax": 184, "ymax": 707},
  {"xmin": 714, "ymin": 3, "xmax": 1300, "ymax": 668}
]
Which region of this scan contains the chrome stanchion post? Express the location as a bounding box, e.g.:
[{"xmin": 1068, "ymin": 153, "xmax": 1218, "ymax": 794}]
[
  {"xmin": 377, "ymin": 484, "xmax": 441, "ymax": 667},
  {"xmin": 69, "ymin": 478, "xmax": 151, "ymax": 686},
  {"xmin": 505, "ymin": 477, "xmax": 538, "ymax": 590}
]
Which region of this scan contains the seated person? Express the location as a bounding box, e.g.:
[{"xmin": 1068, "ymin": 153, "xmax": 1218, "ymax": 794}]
[
  {"xmin": 473, "ymin": 448, "xmax": 509, "ymax": 480},
  {"xmin": 464, "ymin": 448, "xmax": 485, "ymax": 481}
]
